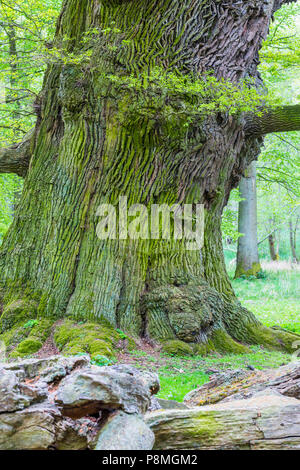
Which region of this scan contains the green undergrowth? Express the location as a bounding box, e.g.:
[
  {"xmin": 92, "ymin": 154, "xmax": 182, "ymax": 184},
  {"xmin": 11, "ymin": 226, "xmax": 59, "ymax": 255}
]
[
  {"xmin": 158, "ymin": 370, "xmax": 209, "ymax": 402},
  {"xmin": 230, "ymin": 269, "xmax": 299, "ymax": 334},
  {"xmin": 128, "ymin": 346, "xmax": 293, "ymax": 402}
]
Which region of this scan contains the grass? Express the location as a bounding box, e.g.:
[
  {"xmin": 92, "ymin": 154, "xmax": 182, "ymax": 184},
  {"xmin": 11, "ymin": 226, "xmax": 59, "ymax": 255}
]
[
  {"xmin": 231, "ymin": 263, "xmax": 300, "ymax": 334},
  {"xmin": 156, "ymin": 347, "xmax": 292, "ymax": 401},
  {"xmin": 158, "ymin": 369, "xmax": 209, "ymax": 402},
  {"xmin": 127, "ymin": 261, "xmax": 299, "ymax": 402},
  {"xmin": 128, "ymin": 346, "xmax": 292, "ymax": 402}
]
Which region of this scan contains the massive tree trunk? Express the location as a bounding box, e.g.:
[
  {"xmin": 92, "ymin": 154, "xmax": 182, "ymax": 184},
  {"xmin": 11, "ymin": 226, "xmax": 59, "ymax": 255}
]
[
  {"xmin": 0, "ymin": 0, "xmax": 299, "ymax": 353},
  {"xmin": 235, "ymin": 161, "xmax": 261, "ymax": 278}
]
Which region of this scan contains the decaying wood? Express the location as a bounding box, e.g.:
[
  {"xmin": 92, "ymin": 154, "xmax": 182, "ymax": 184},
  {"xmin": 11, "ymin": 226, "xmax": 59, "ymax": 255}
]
[
  {"xmin": 184, "ymin": 362, "xmax": 300, "ymax": 407},
  {"xmin": 146, "ymin": 392, "xmax": 300, "ymax": 450}
]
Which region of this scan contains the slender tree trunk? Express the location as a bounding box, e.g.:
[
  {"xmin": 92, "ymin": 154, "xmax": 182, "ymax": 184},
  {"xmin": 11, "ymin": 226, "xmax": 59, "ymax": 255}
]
[
  {"xmin": 268, "ymin": 232, "xmax": 278, "ymax": 261},
  {"xmin": 235, "ymin": 162, "xmax": 261, "ymax": 278},
  {"xmin": 289, "ymin": 219, "xmax": 299, "ymax": 263},
  {"xmin": 0, "ymin": 0, "xmax": 299, "ymax": 353},
  {"xmin": 6, "ymin": 26, "xmax": 18, "ymax": 110},
  {"xmin": 4, "ymin": 25, "xmax": 23, "ymax": 216}
]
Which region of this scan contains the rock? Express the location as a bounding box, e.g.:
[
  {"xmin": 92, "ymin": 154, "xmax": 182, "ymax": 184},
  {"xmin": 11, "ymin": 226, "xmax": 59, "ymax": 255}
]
[
  {"xmin": 55, "ymin": 416, "xmax": 98, "ymax": 450},
  {"xmin": 0, "ymin": 402, "xmax": 93, "ymax": 450},
  {"xmin": 149, "ymin": 397, "xmax": 188, "ymax": 412},
  {"xmin": 4, "ymin": 354, "xmax": 90, "ymax": 380},
  {"xmin": 0, "ymin": 367, "xmax": 45, "ymax": 412},
  {"xmin": 95, "ymin": 411, "xmax": 155, "ymax": 450},
  {"xmin": 0, "ymin": 404, "xmax": 60, "ymax": 450},
  {"xmin": 149, "ymin": 396, "xmax": 162, "ymax": 412},
  {"xmin": 55, "ymin": 364, "xmax": 159, "ymax": 419},
  {"xmin": 110, "ymin": 364, "xmax": 160, "ymax": 395},
  {"xmin": 1, "ymin": 353, "xmax": 300, "ymax": 451},
  {"xmin": 146, "ymin": 394, "xmax": 300, "ymax": 450},
  {"xmin": 0, "ymin": 356, "xmax": 160, "ymax": 450}
]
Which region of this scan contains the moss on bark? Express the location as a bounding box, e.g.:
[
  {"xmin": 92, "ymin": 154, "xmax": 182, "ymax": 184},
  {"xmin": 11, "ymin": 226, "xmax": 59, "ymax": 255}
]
[
  {"xmin": 234, "ymin": 262, "xmax": 262, "ymax": 279},
  {"xmin": 0, "ymin": 317, "xmax": 53, "ymax": 357}
]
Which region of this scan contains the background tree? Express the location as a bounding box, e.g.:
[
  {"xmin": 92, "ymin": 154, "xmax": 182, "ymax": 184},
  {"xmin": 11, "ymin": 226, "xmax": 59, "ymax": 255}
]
[
  {"xmin": 235, "ymin": 161, "xmax": 261, "ymax": 278},
  {"xmin": 0, "ymin": 0, "xmax": 60, "ymax": 239},
  {"xmin": 0, "ymin": 0, "xmax": 299, "ymax": 354},
  {"xmin": 226, "ymin": 2, "xmax": 300, "ymax": 269}
]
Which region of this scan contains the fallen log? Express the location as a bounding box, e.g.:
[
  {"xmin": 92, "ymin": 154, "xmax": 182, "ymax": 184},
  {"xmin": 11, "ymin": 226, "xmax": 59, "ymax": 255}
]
[
  {"xmin": 184, "ymin": 362, "xmax": 300, "ymax": 406},
  {"xmin": 146, "ymin": 391, "xmax": 300, "ymax": 450}
]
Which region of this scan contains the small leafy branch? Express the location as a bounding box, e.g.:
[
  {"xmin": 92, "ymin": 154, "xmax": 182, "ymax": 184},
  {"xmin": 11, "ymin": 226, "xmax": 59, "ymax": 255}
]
[
  {"xmin": 23, "ymin": 319, "xmax": 39, "ymax": 329},
  {"xmin": 91, "ymin": 355, "xmax": 115, "ymax": 367},
  {"xmin": 116, "ymin": 328, "xmax": 128, "ymax": 340}
]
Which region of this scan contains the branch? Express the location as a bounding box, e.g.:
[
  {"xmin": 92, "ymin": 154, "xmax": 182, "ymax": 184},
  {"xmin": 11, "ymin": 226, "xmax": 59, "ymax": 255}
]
[
  {"xmin": 257, "ymin": 207, "xmax": 297, "ymax": 245},
  {"xmin": 273, "ymin": 134, "xmax": 300, "ymax": 151},
  {"xmin": 0, "ymin": 129, "xmax": 33, "ymax": 177},
  {"xmin": 245, "ymin": 104, "xmax": 300, "ymax": 136}
]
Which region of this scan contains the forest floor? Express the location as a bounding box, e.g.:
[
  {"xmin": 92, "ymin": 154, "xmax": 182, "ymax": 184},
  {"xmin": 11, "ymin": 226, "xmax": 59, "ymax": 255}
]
[{"xmin": 119, "ymin": 261, "xmax": 300, "ymax": 401}]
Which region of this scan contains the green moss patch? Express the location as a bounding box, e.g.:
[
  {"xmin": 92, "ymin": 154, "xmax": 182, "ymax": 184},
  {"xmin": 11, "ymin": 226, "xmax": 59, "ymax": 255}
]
[
  {"xmin": 0, "ymin": 316, "xmax": 53, "ymax": 358},
  {"xmin": 0, "ymin": 314, "xmax": 136, "ymax": 360},
  {"xmin": 161, "ymin": 331, "xmax": 251, "ymax": 358},
  {"xmin": 246, "ymin": 323, "xmax": 299, "ymax": 354},
  {"xmin": 234, "ymin": 262, "xmax": 262, "ymax": 279},
  {"xmin": 53, "ymin": 320, "xmax": 136, "ymax": 360},
  {"xmin": 10, "ymin": 338, "xmax": 43, "ymax": 358},
  {"xmin": 210, "ymin": 329, "xmax": 250, "ymax": 354},
  {"xmin": 0, "ymin": 323, "xmax": 29, "ymax": 352},
  {"xmin": 162, "ymin": 340, "xmax": 194, "ymax": 357}
]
